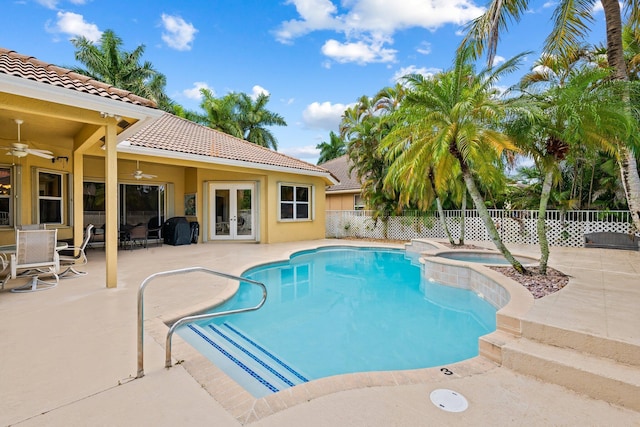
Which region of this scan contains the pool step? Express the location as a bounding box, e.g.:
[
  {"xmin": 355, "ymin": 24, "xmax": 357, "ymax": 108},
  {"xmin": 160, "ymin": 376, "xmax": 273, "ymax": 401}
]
[
  {"xmin": 501, "ymin": 336, "xmax": 640, "ymax": 411},
  {"xmin": 186, "ymin": 323, "xmax": 308, "ymax": 397}
]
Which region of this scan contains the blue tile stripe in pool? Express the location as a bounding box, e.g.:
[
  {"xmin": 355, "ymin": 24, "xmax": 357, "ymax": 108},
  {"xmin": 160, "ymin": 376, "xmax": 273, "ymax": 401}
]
[
  {"xmin": 207, "ymin": 324, "xmax": 300, "ymax": 387},
  {"xmin": 187, "ymin": 324, "xmax": 279, "ymax": 393},
  {"xmin": 224, "ymin": 323, "xmax": 309, "ymax": 383}
]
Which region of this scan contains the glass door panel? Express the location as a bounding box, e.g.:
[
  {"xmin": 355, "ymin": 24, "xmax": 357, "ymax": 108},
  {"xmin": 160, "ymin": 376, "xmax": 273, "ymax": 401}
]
[
  {"xmin": 214, "ymin": 189, "xmax": 230, "ymax": 237},
  {"xmin": 235, "ymin": 188, "xmax": 252, "ymax": 236},
  {"xmin": 209, "ymin": 183, "xmax": 255, "ymax": 240}
]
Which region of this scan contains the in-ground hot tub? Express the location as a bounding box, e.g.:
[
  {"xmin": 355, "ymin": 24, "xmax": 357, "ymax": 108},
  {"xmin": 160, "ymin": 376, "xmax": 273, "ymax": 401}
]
[{"xmin": 435, "ymin": 251, "xmax": 538, "ymax": 266}]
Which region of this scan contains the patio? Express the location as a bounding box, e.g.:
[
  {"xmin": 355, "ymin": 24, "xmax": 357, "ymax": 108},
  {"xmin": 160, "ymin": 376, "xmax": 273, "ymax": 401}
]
[{"xmin": 0, "ymin": 240, "xmax": 638, "ymax": 426}]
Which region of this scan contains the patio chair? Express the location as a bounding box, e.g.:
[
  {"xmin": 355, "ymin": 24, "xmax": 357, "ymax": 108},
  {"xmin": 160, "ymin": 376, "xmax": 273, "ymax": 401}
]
[
  {"xmin": 2, "ymin": 229, "xmax": 60, "ymax": 292},
  {"xmin": 126, "ymin": 223, "xmax": 148, "ymax": 250},
  {"xmin": 58, "ymin": 224, "xmax": 93, "ymax": 278},
  {"xmin": 18, "ymin": 224, "xmax": 46, "ymax": 230},
  {"xmin": 147, "ymin": 216, "xmax": 163, "ymax": 246}
]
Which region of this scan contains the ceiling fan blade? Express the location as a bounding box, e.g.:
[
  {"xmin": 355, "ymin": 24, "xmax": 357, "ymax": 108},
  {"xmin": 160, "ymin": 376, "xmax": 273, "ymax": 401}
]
[{"xmin": 27, "ymin": 149, "xmax": 54, "ymax": 159}]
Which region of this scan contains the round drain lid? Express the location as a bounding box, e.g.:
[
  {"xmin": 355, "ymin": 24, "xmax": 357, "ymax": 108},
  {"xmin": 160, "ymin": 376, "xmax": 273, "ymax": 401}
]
[{"xmin": 430, "ymin": 389, "xmax": 468, "ymax": 412}]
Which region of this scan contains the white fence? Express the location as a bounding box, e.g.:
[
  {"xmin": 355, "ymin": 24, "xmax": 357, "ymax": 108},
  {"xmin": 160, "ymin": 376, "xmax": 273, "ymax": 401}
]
[{"xmin": 326, "ymin": 210, "xmax": 637, "ymax": 247}]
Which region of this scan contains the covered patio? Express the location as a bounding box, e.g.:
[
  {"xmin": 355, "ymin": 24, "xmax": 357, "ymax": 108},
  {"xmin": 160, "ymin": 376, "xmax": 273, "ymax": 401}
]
[{"xmin": 1, "ymin": 240, "xmax": 638, "ymax": 425}]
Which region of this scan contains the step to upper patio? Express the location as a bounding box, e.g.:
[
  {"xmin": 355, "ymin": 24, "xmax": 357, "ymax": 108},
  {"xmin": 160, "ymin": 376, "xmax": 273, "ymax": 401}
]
[
  {"xmin": 182, "ymin": 322, "xmax": 309, "ymax": 398},
  {"xmin": 500, "ymin": 336, "xmax": 640, "ymax": 411}
]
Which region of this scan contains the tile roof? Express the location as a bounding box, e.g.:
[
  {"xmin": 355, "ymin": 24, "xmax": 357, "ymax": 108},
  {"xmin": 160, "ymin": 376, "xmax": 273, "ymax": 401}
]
[
  {"xmin": 319, "ymin": 155, "xmax": 361, "ymax": 191},
  {"xmin": 126, "ymin": 113, "xmax": 333, "ymax": 175},
  {"xmin": 0, "ymin": 48, "xmax": 156, "ymax": 108}
]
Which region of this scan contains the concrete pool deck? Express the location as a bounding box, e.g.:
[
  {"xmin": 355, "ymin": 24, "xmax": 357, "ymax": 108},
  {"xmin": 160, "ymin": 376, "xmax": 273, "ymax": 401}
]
[{"xmin": 1, "ymin": 239, "xmax": 638, "ymax": 426}]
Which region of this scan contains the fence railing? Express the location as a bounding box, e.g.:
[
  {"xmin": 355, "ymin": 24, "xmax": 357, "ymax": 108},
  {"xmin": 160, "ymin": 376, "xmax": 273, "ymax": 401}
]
[{"xmin": 326, "ymin": 210, "xmax": 636, "ymax": 248}]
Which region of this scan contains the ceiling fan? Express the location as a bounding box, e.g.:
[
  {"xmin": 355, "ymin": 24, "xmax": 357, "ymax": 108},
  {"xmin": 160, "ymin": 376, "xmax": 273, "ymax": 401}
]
[
  {"xmin": 131, "ymin": 160, "xmax": 157, "ymax": 180},
  {"xmin": 2, "ymin": 119, "xmax": 54, "ymax": 159}
]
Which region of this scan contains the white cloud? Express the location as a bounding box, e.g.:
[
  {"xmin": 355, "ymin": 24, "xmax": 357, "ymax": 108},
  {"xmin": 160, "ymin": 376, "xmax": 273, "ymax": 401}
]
[
  {"xmin": 36, "ymin": 0, "xmax": 59, "ymax": 8},
  {"xmin": 161, "ymin": 14, "xmax": 197, "ymax": 51},
  {"xmin": 491, "ymin": 55, "xmax": 506, "ymax": 66},
  {"xmin": 276, "ymin": 0, "xmax": 484, "ymax": 64},
  {"xmin": 183, "ymin": 82, "xmax": 212, "ymax": 100},
  {"xmin": 281, "ymin": 145, "xmax": 320, "ymax": 159},
  {"xmin": 416, "ymin": 41, "xmax": 432, "ymax": 55},
  {"xmin": 302, "ymin": 101, "xmax": 351, "ymax": 130},
  {"xmin": 392, "ymin": 65, "xmax": 440, "ymax": 82},
  {"xmin": 251, "ymin": 85, "xmax": 270, "ymax": 99},
  {"xmin": 50, "ymin": 11, "xmax": 101, "ymax": 42},
  {"xmin": 36, "ymin": 0, "xmax": 87, "ymax": 9},
  {"xmin": 321, "ymin": 37, "xmax": 397, "ymax": 64}
]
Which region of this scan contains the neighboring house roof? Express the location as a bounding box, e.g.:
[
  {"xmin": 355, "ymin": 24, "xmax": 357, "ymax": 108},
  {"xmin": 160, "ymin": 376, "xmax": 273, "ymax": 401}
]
[
  {"xmin": 320, "ymin": 154, "xmax": 361, "ymax": 192},
  {"xmin": 123, "ymin": 113, "xmax": 338, "ymax": 179},
  {"xmin": 0, "ymin": 48, "xmax": 156, "ymax": 108}
]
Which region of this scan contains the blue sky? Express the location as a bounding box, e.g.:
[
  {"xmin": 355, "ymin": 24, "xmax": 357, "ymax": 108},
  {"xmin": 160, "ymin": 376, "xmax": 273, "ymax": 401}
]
[{"xmin": 2, "ymin": 0, "xmax": 608, "ymax": 164}]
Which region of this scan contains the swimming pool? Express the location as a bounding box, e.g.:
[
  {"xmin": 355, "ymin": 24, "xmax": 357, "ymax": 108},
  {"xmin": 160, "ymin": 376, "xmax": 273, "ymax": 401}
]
[{"xmin": 178, "ymin": 246, "xmax": 497, "ymax": 397}]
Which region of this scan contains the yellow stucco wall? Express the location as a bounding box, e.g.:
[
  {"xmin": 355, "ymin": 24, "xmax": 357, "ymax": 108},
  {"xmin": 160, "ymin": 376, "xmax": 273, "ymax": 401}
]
[
  {"xmin": 0, "ymin": 136, "xmax": 74, "ymax": 245},
  {"xmin": 326, "ymin": 193, "xmax": 358, "ymax": 210},
  {"xmin": 0, "ymin": 146, "xmax": 329, "ymax": 246}
]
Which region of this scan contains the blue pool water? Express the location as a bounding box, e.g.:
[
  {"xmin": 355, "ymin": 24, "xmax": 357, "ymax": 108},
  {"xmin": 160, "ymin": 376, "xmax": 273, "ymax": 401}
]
[{"xmin": 178, "ymin": 247, "xmax": 497, "ymax": 397}]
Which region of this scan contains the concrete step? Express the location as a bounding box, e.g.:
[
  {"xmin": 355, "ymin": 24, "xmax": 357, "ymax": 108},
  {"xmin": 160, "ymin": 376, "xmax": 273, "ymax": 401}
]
[
  {"xmin": 501, "ymin": 337, "xmax": 640, "ymax": 411},
  {"xmin": 521, "ymin": 320, "xmax": 640, "ymax": 367}
]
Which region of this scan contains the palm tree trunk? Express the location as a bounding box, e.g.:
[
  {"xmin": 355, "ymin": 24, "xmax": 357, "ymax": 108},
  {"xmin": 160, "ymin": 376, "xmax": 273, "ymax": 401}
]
[
  {"xmin": 436, "ymin": 197, "xmax": 455, "ymax": 245},
  {"xmin": 460, "ymin": 166, "xmax": 527, "ymax": 273},
  {"xmin": 619, "ymin": 146, "xmax": 640, "ymax": 233},
  {"xmin": 537, "ymin": 169, "xmax": 553, "ymax": 274},
  {"xmin": 600, "ymin": 0, "xmax": 640, "ymax": 233},
  {"xmin": 460, "ymin": 187, "xmax": 467, "ymax": 245}
]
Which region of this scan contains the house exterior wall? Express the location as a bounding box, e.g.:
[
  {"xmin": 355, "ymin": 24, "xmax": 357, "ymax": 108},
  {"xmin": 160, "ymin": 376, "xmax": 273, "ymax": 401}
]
[
  {"xmin": 79, "ymin": 156, "xmax": 327, "ymax": 244},
  {"xmin": 326, "ymin": 192, "xmax": 358, "ymax": 211}
]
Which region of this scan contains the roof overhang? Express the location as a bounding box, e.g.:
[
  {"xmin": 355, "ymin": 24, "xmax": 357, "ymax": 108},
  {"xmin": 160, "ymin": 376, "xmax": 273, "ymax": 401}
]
[
  {"xmin": 0, "ymin": 73, "xmax": 163, "ymax": 125},
  {"xmin": 117, "ymin": 141, "xmax": 339, "ymax": 185}
]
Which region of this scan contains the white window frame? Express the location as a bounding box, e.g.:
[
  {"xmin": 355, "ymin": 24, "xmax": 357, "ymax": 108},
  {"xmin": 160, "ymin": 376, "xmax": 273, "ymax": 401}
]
[
  {"xmin": 37, "ymin": 169, "xmax": 65, "ymax": 225},
  {"xmin": 354, "ymin": 194, "xmax": 365, "ymax": 210},
  {"xmin": 278, "ymin": 183, "xmax": 312, "ymax": 222},
  {"xmin": 0, "ymin": 165, "xmax": 13, "ymax": 226}
]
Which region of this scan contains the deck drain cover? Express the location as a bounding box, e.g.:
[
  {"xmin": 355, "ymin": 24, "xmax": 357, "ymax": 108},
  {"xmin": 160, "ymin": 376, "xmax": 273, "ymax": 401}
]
[{"xmin": 430, "ymin": 389, "xmax": 468, "ymax": 412}]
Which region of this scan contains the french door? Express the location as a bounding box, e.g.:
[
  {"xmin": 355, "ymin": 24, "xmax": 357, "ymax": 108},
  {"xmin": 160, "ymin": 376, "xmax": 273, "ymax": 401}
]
[{"xmin": 209, "ymin": 183, "xmax": 255, "ymax": 240}]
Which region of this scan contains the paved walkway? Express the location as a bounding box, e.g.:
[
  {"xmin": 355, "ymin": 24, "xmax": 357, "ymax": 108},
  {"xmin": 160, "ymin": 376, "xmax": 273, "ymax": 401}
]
[{"xmin": 1, "ymin": 240, "xmax": 638, "ymax": 426}]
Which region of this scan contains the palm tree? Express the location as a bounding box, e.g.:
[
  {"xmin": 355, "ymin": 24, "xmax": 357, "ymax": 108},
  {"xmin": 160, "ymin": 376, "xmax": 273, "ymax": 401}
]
[
  {"xmin": 71, "ymin": 30, "xmax": 171, "ymax": 111},
  {"xmin": 317, "ymin": 131, "xmax": 346, "ymax": 164},
  {"xmin": 382, "ymin": 48, "xmax": 527, "ymax": 272},
  {"xmin": 236, "ymin": 93, "xmax": 287, "ymax": 150},
  {"xmin": 509, "ymin": 63, "xmax": 632, "ymax": 273},
  {"xmin": 200, "ymin": 91, "xmax": 286, "ymax": 150},
  {"xmin": 461, "ymin": 0, "xmax": 640, "ymax": 234},
  {"xmin": 200, "ymin": 90, "xmax": 244, "ymax": 138},
  {"xmin": 341, "ymin": 96, "xmax": 399, "ymax": 225}
]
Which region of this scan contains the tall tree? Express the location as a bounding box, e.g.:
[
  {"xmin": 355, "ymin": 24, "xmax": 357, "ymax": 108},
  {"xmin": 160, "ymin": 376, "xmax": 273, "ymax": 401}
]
[
  {"xmin": 461, "ymin": 0, "xmax": 640, "ymax": 234},
  {"xmin": 509, "ymin": 64, "xmax": 633, "ymax": 272},
  {"xmin": 341, "ymin": 96, "xmax": 399, "ymax": 224},
  {"xmin": 317, "ymin": 131, "xmax": 346, "ymax": 164},
  {"xmin": 383, "ymin": 48, "xmax": 528, "ymax": 272},
  {"xmin": 200, "ymin": 90, "xmax": 286, "ymax": 150},
  {"xmin": 236, "ymin": 93, "xmax": 286, "ymax": 150},
  {"xmin": 71, "ymin": 30, "xmax": 171, "ymax": 111}
]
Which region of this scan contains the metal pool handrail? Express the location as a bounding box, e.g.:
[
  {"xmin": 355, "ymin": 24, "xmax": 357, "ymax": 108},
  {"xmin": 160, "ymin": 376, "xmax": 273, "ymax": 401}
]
[{"xmin": 136, "ymin": 266, "xmax": 267, "ymax": 378}]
